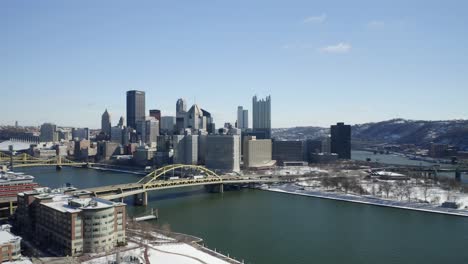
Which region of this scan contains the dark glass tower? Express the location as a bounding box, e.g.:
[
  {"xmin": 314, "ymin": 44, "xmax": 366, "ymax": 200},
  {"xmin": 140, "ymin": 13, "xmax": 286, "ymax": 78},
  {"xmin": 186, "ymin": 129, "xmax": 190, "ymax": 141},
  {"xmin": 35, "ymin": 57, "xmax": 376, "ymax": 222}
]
[
  {"xmin": 126, "ymin": 90, "xmax": 145, "ymax": 129},
  {"xmin": 331, "ymin": 122, "xmax": 351, "ymax": 159}
]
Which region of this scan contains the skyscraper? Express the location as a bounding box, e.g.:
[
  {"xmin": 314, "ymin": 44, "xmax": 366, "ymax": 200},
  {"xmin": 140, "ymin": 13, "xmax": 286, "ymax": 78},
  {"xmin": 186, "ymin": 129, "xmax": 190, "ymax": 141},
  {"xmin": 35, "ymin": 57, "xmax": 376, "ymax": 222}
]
[
  {"xmin": 237, "ymin": 106, "xmax": 249, "ymax": 130},
  {"xmin": 252, "ymin": 95, "xmax": 271, "ymax": 139},
  {"xmin": 136, "ymin": 117, "xmax": 159, "ymax": 145},
  {"xmin": 176, "ymin": 98, "xmax": 187, "ymax": 113},
  {"xmin": 101, "ymin": 109, "xmax": 111, "ymax": 137},
  {"xmin": 330, "ymin": 122, "xmax": 351, "ymax": 159},
  {"xmin": 126, "ymin": 90, "xmax": 145, "ymax": 129}
]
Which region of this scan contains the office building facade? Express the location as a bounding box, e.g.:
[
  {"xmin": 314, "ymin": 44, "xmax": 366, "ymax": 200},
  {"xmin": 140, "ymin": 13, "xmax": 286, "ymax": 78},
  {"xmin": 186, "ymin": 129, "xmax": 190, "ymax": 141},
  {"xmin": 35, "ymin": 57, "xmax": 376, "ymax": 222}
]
[
  {"xmin": 252, "ymin": 95, "xmax": 271, "ymax": 139},
  {"xmin": 330, "ymin": 122, "xmax": 351, "ymax": 159},
  {"xmin": 237, "ymin": 106, "xmax": 249, "ymax": 130},
  {"xmin": 243, "ymin": 136, "xmax": 274, "ymax": 169},
  {"xmin": 40, "ymin": 123, "xmax": 58, "ymax": 142},
  {"xmin": 101, "ymin": 109, "xmax": 111, "ymax": 137},
  {"xmin": 126, "ymin": 90, "xmax": 145, "ymax": 129},
  {"xmin": 205, "ymin": 135, "xmax": 240, "ymax": 172},
  {"xmin": 15, "ymin": 188, "xmax": 126, "ymax": 257}
]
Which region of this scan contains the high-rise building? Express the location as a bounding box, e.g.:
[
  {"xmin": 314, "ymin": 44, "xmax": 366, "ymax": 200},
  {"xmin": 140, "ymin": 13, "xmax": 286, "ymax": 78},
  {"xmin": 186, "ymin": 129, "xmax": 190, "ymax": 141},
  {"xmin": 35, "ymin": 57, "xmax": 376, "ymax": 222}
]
[
  {"xmin": 101, "ymin": 109, "xmax": 111, "ymax": 137},
  {"xmin": 126, "ymin": 90, "xmax": 145, "ymax": 129},
  {"xmin": 40, "ymin": 123, "xmax": 58, "ymax": 142},
  {"xmin": 237, "ymin": 106, "xmax": 249, "ymax": 130},
  {"xmin": 176, "ymin": 98, "xmax": 187, "ymax": 113},
  {"xmin": 172, "ymin": 135, "xmax": 198, "ymax": 165},
  {"xmin": 160, "ymin": 116, "xmax": 176, "ymax": 134},
  {"xmin": 136, "ymin": 117, "xmax": 159, "ymax": 145},
  {"xmin": 243, "ymin": 136, "xmax": 274, "ymax": 169},
  {"xmin": 330, "ymin": 122, "xmax": 351, "ymax": 159},
  {"xmin": 205, "ymin": 134, "xmax": 240, "ymax": 172},
  {"xmin": 252, "ymin": 95, "xmax": 271, "ymax": 139},
  {"xmin": 149, "ymin": 109, "xmax": 161, "ymax": 122}
]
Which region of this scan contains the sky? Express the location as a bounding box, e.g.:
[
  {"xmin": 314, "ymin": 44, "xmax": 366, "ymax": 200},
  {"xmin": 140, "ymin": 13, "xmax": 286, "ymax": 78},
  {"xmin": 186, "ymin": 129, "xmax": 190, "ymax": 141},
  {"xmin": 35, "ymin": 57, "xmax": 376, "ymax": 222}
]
[{"xmin": 1, "ymin": 0, "xmax": 468, "ymax": 129}]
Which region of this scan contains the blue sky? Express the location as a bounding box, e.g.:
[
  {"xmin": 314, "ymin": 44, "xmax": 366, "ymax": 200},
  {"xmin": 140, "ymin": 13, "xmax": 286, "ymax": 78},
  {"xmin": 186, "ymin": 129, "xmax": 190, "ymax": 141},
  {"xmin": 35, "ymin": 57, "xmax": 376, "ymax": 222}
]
[{"xmin": 2, "ymin": 0, "xmax": 468, "ymax": 128}]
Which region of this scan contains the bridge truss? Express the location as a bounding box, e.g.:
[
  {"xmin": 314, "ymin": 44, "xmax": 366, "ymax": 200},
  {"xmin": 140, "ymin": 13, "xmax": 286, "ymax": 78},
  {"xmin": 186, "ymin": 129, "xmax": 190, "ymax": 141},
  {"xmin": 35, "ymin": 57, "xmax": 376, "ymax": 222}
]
[{"xmin": 138, "ymin": 164, "xmax": 221, "ymax": 189}]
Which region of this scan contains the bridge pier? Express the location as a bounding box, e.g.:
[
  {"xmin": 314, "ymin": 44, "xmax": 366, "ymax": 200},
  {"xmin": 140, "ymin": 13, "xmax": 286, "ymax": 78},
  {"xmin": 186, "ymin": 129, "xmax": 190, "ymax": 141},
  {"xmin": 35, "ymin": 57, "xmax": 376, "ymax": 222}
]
[
  {"xmin": 205, "ymin": 183, "xmax": 224, "ymax": 193},
  {"xmin": 133, "ymin": 192, "xmax": 148, "ymax": 206}
]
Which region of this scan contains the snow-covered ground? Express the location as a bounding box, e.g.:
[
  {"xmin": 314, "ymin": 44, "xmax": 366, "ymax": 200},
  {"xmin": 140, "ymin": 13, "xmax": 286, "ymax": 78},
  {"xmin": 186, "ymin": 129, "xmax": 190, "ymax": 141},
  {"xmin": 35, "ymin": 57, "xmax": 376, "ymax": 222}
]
[
  {"xmin": 4, "ymin": 258, "xmax": 33, "ymax": 264},
  {"xmin": 296, "ymin": 174, "xmax": 468, "ymax": 209},
  {"xmin": 263, "ymin": 166, "xmax": 328, "ymax": 176}
]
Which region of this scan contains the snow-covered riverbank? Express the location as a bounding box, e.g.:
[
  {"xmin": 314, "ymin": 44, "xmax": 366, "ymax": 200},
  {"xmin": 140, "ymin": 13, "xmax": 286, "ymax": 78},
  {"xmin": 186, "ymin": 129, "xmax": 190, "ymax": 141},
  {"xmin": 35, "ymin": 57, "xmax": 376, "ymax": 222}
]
[{"xmin": 260, "ymin": 183, "xmax": 468, "ymax": 217}]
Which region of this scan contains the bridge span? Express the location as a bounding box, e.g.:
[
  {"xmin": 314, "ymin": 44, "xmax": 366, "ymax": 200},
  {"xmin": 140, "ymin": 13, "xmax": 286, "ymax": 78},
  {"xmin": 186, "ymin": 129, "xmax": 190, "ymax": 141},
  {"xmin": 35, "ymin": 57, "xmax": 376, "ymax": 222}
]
[{"xmin": 80, "ymin": 164, "xmax": 283, "ymax": 205}]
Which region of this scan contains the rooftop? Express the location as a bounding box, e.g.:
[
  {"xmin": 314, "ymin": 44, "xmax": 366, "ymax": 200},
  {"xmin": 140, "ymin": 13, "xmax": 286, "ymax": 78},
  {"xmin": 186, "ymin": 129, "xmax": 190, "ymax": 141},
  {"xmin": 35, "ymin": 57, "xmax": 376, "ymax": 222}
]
[{"xmin": 42, "ymin": 195, "xmax": 124, "ymax": 213}]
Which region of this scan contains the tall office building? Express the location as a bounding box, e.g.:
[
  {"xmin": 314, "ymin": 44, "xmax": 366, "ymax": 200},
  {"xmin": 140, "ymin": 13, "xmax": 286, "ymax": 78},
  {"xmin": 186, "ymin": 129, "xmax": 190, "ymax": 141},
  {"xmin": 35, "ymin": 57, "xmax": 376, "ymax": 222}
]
[
  {"xmin": 39, "ymin": 123, "xmax": 58, "ymax": 142},
  {"xmin": 176, "ymin": 98, "xmax": 187, "ymax": 133},
  {"xmin": 205, "ymin": 134, "xmax": 240, "ymax": 172},
  {"xmin": 160, "ymin": 116, "xmax": 176, "ymax": 134},
  {"xmin": 126, "ymin": 90, "xmax": 145, "ymax": 129},
  {"xmin": 237, "ymin": 106, "xmax": 249, "ymax": 130},
  {"xmin": 101, "ymin": 109, "xmax": 111, "ymax": 137},
  {"xmin": 330, "ymin": 122, "xmax": 351, "ymax": 159},
  {"xmin": 176, "ymin": 98, "xmax": 187, "ymax": 113},
  {"xmin": 149, "ymin": 109, "xmax": 161, "ymax": 122},
  {"xmin": 136, "ymin": 117, "xmax": 159, "ymax": 145},
  {"xmin": 252, "ymin": 95, "xmax": 271, "ymax": 139}
]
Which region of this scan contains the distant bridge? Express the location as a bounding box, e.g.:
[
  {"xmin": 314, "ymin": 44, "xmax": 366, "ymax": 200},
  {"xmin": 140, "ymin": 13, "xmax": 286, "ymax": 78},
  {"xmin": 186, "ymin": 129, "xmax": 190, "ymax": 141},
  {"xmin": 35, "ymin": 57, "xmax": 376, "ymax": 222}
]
[
  {"xmin": 81, "ymin": 164, "xmax": 283, "ymax": 205},
  {"xmin": 0, "ymin": 152, "xmax": 88, "ymax": 168}
]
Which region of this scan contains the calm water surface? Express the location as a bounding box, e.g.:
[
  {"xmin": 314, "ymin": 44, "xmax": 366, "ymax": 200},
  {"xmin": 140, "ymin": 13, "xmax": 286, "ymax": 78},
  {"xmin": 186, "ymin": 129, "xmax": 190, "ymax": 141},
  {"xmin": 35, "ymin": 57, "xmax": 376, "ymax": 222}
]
[{"xmin": 17, "ymin": 167, "xmax": 468, "ymax": 264}]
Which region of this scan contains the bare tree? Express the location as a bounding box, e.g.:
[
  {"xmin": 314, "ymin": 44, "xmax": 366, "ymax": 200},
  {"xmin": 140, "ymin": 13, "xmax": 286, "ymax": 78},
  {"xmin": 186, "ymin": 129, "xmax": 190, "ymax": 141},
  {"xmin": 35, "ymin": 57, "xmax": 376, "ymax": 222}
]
[
  {"xmin": 380, "ymin": 181, "xmax": 393, "ymax": 198},
  {"xmin": 420, "ymin": 179, "xmax": 432, "ymax": 202}
]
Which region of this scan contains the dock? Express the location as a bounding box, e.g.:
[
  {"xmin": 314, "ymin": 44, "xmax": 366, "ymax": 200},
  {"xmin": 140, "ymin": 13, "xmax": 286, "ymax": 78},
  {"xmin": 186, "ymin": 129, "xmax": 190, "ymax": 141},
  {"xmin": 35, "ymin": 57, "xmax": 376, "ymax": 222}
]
[{"xmin": 134, "ymin": 208, "xmax": 159, "ymax": 222}]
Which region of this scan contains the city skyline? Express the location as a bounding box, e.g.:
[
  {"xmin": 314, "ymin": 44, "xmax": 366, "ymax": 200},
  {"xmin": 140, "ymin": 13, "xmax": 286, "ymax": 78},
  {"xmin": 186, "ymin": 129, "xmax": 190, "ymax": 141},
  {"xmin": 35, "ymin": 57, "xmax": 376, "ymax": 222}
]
[{"xmin": 2, "ymin": 0, "xmax": 468, "ymax": 128}]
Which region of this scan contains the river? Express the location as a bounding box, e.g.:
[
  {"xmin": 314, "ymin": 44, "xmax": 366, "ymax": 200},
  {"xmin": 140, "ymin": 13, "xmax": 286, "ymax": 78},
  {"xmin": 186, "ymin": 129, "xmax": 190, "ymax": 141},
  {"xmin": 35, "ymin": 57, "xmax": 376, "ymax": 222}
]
[{"xmin": 16, "ymin": 167, "xmax": 468, "ymax": 264}]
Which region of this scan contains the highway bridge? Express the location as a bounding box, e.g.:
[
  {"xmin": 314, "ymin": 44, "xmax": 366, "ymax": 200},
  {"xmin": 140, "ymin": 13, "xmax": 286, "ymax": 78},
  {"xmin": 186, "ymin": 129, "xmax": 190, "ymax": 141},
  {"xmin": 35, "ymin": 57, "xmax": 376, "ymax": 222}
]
[{"xmin": 81, "ymin": 164, "xmax": 284, "ymax": 205}]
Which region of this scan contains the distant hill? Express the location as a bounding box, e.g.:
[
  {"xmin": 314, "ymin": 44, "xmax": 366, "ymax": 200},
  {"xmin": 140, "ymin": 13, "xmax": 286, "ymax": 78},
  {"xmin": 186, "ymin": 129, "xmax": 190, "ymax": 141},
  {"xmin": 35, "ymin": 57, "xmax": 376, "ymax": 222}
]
[
  {"xmin": 272, "ymin": 119, "xmax": 468, "ymax": 150},
  {"xmin": 272, "ymin": 127, "xmax": 329, "ymax": 141},
  {"xmin": 353, "ymin": 119, "xmax": 468, "ymax": 150}
]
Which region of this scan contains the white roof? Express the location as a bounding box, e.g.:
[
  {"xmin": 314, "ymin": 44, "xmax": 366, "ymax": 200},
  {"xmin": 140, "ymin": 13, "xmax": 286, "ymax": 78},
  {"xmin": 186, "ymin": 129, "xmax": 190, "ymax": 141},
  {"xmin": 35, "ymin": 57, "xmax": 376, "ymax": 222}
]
[{"xmin": 0, "ymin": 230, "xmax": 20, "ymax": 244}]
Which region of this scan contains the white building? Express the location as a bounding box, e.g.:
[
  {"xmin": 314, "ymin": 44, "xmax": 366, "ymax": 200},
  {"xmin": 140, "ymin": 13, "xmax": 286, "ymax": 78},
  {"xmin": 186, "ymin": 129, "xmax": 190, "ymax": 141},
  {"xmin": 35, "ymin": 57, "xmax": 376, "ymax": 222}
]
[
  {"xmin": 243, "ymin": 136, "xmax": 274, "ymax": 169},
  {"xmin": 0, "ymin": 225, "xmax": 22, "ymax": 262}
]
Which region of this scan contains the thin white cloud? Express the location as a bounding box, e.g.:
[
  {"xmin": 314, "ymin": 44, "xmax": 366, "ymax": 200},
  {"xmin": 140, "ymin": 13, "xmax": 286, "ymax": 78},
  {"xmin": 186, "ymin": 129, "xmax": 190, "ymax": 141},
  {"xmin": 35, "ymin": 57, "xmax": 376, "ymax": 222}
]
[
  {"xmin": 319, "ymin": 42, "xmax": 352, "ymax": 54},
  {"xmin": 303, "ymin": 14, "xmax": 327, "ymax": 24},
  {"xmin": 367, "ymin": 20, "xmax": 385, "ymax": 29}
]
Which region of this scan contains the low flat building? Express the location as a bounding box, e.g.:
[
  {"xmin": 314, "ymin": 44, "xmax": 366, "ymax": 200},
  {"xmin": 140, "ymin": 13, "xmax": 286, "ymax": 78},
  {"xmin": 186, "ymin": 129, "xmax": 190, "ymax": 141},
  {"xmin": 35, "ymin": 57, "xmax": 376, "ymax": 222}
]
[
  {"xmin": 272, "ymin": 140, "xmax": 305, "ymax": 165},
  {"xmin": 0, "ymin": 225, "xmax": 21, "ymax": 262},
  {"xmin": 15, "ymin": 188, "xmax": 126, "ymax": 257}
]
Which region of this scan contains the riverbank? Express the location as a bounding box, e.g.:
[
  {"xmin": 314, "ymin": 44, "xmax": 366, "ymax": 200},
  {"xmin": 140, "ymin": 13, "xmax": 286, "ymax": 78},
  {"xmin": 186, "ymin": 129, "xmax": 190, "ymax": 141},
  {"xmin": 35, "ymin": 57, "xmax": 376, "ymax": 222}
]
[{"xmin": 260, "ymin": 183, "xmax": 468, "ymax": 217}]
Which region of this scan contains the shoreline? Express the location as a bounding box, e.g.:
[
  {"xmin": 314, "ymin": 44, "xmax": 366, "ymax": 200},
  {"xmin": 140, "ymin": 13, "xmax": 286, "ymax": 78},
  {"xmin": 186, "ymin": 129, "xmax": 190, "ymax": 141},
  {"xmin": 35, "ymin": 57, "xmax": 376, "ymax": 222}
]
[{"xmin": 259, "ymin": 184, "xmax": 468, "ymax": 218}]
